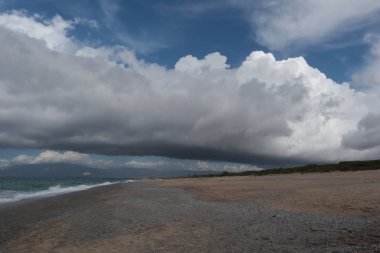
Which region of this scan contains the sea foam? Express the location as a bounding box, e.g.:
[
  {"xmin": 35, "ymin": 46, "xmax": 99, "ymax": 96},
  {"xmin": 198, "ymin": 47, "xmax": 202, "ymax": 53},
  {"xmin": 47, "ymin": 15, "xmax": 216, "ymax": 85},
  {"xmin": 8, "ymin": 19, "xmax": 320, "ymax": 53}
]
[{"xmin": 0, "ymin": 180, "xmax": 133, "ymax": 204}]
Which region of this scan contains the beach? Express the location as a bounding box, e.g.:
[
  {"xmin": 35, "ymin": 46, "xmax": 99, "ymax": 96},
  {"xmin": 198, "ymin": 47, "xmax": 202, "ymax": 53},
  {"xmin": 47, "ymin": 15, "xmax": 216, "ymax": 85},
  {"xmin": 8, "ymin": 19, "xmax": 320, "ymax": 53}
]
[{"xmin": 1, "ymin": 171, "xmax": 380, "ymax": 252}]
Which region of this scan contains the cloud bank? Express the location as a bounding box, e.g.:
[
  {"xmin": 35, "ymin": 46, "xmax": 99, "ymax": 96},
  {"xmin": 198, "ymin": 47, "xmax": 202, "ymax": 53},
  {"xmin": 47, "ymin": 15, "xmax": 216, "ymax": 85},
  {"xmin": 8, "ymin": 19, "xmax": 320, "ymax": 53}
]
[
  {"xmin": 0, "ymin": 12, "xmax": 380, "ymax": 167},
  {"xmin": 7, "ymin": 150, "xmax": 259, "ymax": 172}
]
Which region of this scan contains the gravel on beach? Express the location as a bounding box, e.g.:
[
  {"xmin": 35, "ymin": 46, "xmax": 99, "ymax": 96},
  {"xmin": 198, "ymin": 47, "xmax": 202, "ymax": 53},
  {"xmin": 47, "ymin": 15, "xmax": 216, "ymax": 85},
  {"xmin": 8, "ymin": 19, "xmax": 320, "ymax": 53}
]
[{"xmin": 1, "ymin": 173, "xmax": 380, "ymax": 252}]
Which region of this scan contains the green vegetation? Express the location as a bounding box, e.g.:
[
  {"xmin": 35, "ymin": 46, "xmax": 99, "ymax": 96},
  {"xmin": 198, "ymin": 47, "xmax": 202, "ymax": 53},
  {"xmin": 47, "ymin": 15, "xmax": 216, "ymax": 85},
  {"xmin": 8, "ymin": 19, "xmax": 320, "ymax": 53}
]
[{"xmin": 186, "ymin": 159, "xmax": 380, "ymax": 178}]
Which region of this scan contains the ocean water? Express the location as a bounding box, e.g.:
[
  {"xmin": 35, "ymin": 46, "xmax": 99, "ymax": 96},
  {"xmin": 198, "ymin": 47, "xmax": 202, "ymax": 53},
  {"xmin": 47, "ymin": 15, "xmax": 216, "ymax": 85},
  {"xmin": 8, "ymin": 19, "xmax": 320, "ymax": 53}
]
[{"xmin": 0, "ymin": 178, "xmax": 132, "ymax": 204}]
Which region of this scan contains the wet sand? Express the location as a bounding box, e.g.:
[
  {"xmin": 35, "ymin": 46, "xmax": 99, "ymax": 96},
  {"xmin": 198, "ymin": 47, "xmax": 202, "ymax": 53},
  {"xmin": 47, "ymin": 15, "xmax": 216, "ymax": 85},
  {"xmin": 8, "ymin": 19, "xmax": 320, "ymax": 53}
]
[{"xmin": 1, "ymin": 171, "xmax": 380, "ymax": 252}]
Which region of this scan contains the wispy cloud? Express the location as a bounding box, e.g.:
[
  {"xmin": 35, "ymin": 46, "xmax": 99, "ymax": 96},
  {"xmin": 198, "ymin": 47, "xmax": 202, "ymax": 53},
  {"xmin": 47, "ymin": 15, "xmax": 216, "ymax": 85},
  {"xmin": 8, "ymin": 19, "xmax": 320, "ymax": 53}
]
[
  {"xmin": 73, "ymin": 17, "xmax": 99, "ymax": 29},
  {"xmin": 115, "ymin": 32, "xmax": 169, "ymax": 54},
  {"xmin": 155, "ymin": 1, "xmax": 229, "ymax": 17},
  {"xmin": 158, "ymin": 0, "xmax": 380, "ymax": 52},
  {"xmin": 98, "ymin": 0, "xmax": 120, "ymax": 25},
  {"xmin": 231, "ymin": 0, "xmax": 380, "ymax": 51},
  {"xmin": 98, "ymin": 0, "xmax": 169, "ymax": 54}
]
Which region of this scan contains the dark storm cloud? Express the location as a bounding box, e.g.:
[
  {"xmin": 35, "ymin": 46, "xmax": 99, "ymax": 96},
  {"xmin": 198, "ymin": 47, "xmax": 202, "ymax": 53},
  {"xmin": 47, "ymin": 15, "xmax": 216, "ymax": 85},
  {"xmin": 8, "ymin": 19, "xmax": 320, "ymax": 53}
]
[{"xmin": 342, "ymin": 114, "xmax": 380, "ymax": 151}]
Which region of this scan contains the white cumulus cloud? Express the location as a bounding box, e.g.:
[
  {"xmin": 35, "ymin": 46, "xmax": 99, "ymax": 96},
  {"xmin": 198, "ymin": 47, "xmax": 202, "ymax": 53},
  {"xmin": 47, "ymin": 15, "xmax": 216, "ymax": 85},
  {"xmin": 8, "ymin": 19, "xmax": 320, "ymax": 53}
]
[
  {"xmin": 0, "ymin": 159, "xmax": 9, "ymax": 168},
  {"xmin": 12, "ymin": 150, "xmax": 91, "ymax": 165},
  {"xmin": 124, "ymin": 160, "xmax": 167, "ymax": 169},
  {"xmin": 0, "ymin": 11, "xmax": 77, "ymax": 53},
  {"xmin": 0, "ymin": 11, "xmax": 379, "ymax": 167},
  {"xmin": 195, "ymin": 161, "xmax": 261, "ymax": 172}
]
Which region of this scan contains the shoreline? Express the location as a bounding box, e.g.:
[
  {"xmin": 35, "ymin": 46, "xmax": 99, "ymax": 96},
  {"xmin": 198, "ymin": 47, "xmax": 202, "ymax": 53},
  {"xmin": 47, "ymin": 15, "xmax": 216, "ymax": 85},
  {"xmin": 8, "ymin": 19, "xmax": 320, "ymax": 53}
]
[
  {"xmin": 1, "ymin": 171, "xmax": 380, "ymax": 252},
  {"xmin": 0, "ymin": 180, "xmax": 134, "ymax": 208}
]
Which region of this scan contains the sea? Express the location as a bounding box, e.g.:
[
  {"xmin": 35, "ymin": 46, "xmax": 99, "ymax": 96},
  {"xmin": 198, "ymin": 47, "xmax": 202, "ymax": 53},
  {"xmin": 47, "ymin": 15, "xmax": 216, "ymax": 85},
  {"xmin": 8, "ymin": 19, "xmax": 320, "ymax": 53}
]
[{"xmin": 0, "ymin": 178, "xmax": 132, "ymax": 204}]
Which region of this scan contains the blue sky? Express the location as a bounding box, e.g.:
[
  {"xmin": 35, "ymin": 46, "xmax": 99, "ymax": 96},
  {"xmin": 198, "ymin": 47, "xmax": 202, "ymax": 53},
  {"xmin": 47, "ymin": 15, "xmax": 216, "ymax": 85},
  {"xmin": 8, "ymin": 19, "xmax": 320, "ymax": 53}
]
[
  {"xmin": 1, "ymin": 0, "xmax": 380, "ymax": 170},
  {"xmin": 0, "ymin": 0, "xmax": 370, "ymax": 82},
  {"xmin": 0, "ymin": 0, "xmax": 263, "ymax": 68}
]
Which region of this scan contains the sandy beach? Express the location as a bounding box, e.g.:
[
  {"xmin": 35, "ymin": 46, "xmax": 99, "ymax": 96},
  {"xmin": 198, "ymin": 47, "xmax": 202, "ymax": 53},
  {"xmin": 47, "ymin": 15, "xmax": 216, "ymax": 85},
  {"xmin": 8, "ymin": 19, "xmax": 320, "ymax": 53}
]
[{"xmin": 1, "ymin": 171, "xmax": 380, "ymax": 252}]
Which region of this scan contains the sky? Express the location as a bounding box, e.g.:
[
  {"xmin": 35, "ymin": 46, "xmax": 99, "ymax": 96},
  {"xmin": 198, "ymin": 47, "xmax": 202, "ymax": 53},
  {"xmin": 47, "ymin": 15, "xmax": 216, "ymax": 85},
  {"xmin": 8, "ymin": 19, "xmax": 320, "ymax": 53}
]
[{"xmin": 1, "ymin": 0, "xmax": 380, "ymax": 171}]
